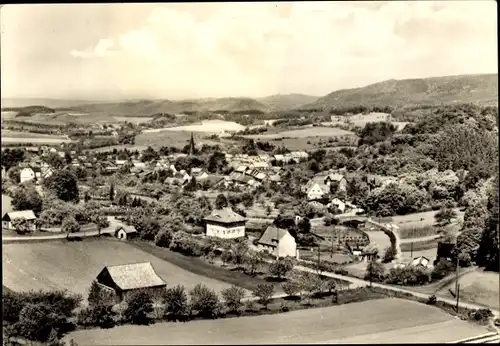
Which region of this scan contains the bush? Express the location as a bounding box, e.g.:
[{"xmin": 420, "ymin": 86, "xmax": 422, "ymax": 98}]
[
  {"xmin": 269, "ymin": 258, "xmax": 294, "ymax": 280},
  {"xmin": 252, "ymin": 284, "xmax": 275, "ymax": 309},
  {"xmin": 169, "ymin": 232, "xmax": 203, "ymax": 257},
  {"xmin": 123, "ymin": 291, "xmax": 153, "ymax": 325},
  {"xmin": 382, "ymin": 246, "xmax": 396, "ymax": 263},
  {"xmin": 469, "ymin": 308, "xmax": 493, "ymax": 324},
  {"xmin": 426, "ymin": 295, "xmax": 437, "ymax": 305},
  {"xmin": 189, "ymin": 284, "xmax": 220, "ymax": 319},
  {"xmin": 364, "ymin": 260, "xmax": 386, "ymax": 283},
  {"xmin": 385, "ymin": 266, "xmax": 431, "ymax": 286},
  {"xmin": 77, "ymin": 304, "xmax": 115, "ymax": 328},
  {"xmin": 221, "ymin": 286, "xmax": 246, "ymax": 313},
  {"xmin": 282, "ymin": 281, "xmax": 300, "ymax": 298},
  {"xmin": 154, "ymin": 230, "xmax": 173, "ymax": 248},
  {"xmin": 164, "ymin": 285, "xmax": 190, "ymax": 321},
  {"xmin": 431, "ymin": 260, "xmax": 455, "ymax": 280},
  {"xmin": 244, "ymin": 300, "xmax": 257, "ymax": 312},
  {"xmin": 88, "ymin": 281, "xmax": 115, "ymax": 307},
  {"xmin": 280, "ymin": 301, "xmax": 290, "ymax": 312}
]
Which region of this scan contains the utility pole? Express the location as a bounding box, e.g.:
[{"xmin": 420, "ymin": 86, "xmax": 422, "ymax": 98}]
[
  {"xmin": 456, "ymin": 283, "xmax": 460, "ymax": 313},
  {"xmin": 317, "ymin": 244, "xmax": 321, "ymax": 274},
  {"xmin": 276, "ymin": 227, "xmax": 279, "ymax": 260},
  {"xmin": 455, "ymin": 255, "xmax": 460, "ymax": 296},
  {"xmin": 410, "ymin": 242, "xmax": 413, "ymax": 259},
  {"xmin": 330, "ymin": 228, "xmax": 335, "ymax": 258}
]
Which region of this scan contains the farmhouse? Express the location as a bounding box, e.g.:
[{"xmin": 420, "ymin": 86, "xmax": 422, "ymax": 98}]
[
  {"xmin": 2, "ymin": 210, "xmax": 37, "ymax": 231},
  {"xmin": 115, "ymin": 225, "xmax": 138, "ymax": 240},
  {"xmin": 203, "ymin": 208, "xmax": 246, "ymax": 239},
  {"xmin": 94, "ymin": 262, "xmax": 167, "ymax": 303},
  {"xmin": 258, "ymin": 226, "xmax": 297, "ymax": 259}
]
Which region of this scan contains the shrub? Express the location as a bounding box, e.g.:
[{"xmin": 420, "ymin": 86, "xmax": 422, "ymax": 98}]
[
  {"xmin": 164, "ymin": 285, "xmax": 190, "ymax": 321},
  {"xmin": 244, "ymin": 299, "xmax": 257, "ymax": 312},
  {"xmin": 154, "ymin": 230, "xmax": 173, "ymax": 248},
  {"xmin": 169, "ymin": 232, "xmax": 203, "ymax": 257},
  {"xmin": 431, "ymin": 260, "xmax": 455, "ymax": 280},
  {"xmin": 88, "ymin": 281, "xmax": 115, "ymax": 307},
  {"xmin": 282, "ymin": 281, "xmax": 300, "ymax": 298},
  {"xmin": 189, "ymin": 284, "xmax": 220, "ymax": 319},
  {"xmin": 426, "ymin": 295, "xmax": 437, "ymax": 305},
  {"xmin": 123, "ymin": 291, "xmax": 153, "ymax": 325},
  {"xmin": 280, "ymin": 301, "xmax": 290, "ymax": 312},
  {"xmin": 385, "ymin": 266, "xmax": 431, "ymax": 286},
  {"xmin": 252, "ymin": 284, "xmax": 275, "ymax": 309},
  {"xmin": 382, "ymin": 246, "xmax": 396, "ymax": 263},
  {"xmin": 364, "ymin": 260, "xmax": 386, "ymax": 283},
  {"xmin": 77, "ymin": 304, "xmax": 115, "ymax": 328},
  {"xmin": 269, "ymin": 257, "xmax": 294, "ymax": 280},
  {"xmin": 469, "ymin": 308, "xmax": 493, "ymax": 324},
  {"xmin": 221, "ymin": 286, "xmax": 246, "ymax": 313}
]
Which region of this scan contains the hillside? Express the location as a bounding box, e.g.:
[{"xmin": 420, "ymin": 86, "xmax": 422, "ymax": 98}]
[
  {"xmin": 258, "ymin": 93, "xmax": 319, "ymax": 110},
  {"xmin": 300, "ymin": 74, "xmax": 498, "ymax": 110},
  {"xmin": 64, "ymin": 97, "xmax": 270, "ymax": 116}
]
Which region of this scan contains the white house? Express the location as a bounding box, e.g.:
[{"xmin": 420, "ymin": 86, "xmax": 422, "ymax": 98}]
[
  {"xmin": 203, "ymin": 208, "xmax": 246, "ymax": 239},
  {"xmin": 114, "ymin": 225, "xmax": 138, "ymax": 240},
  {"xmin": 20, "ymin": 167, "xmax": 41, "ymax": 183},
  {"xmin": 2, "ymin": 210, "xmax": 37, "ymax": 231},
  {"xmin": 302, "ymin": 177, "xmax": 330, "ymax": 201},
  {"xmin": 257, "ymin": 226, "xmax": 297, "ymax": 259}
]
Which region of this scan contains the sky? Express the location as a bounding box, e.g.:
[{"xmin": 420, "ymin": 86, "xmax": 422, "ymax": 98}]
[{"xmin": 1, "ymin": 1, "xmax": 497, "ymax": 100}]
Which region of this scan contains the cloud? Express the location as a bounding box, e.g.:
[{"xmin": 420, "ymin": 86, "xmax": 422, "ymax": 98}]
[
  {"xmin": 27, "ymin": 1, "xmax": 500, "ymax": 98},
  {"xmin": 70, "ymin": 38, "xmax": 117, "ymax": 59}
]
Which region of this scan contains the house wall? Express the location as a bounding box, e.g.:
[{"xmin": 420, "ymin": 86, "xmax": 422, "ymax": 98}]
[
  {"xmin": 338, "ymin": 179, "xmax": 347, "ymax": 192},
  {"xmin": 307, "ymin": 184, "xmax": 326, "ymax": 200},
  {"xmin": 2, "ymin": 220, "xmax": 36, "ymax": 231},
  {"xmin": 277, "ymin": 233, "xmax": 297, "ymax": 258},
  {"xmin": 117, "ymin": 229, "xmax": 127, "ymax": 240},
  {"xmin": 206, "ymin": 221, "xmax": 245, "ymax": 239},
  {"xmin": 20, "ymin": 169, "xmax": 35, "ymax": 183}
]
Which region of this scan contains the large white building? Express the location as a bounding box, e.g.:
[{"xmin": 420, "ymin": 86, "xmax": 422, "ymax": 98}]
[{"xmin": 203, "ymin": 208, "xmax": 246, "ymax": 239}]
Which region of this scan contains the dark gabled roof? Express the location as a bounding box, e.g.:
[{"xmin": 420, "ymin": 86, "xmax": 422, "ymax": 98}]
[
  {"xmin": 115, "ymin": 224, "xmax": 137, "ymax": 234},
  {"xmin": 204, "ymin": 208, "xmax": 246, "ymax": 224},
  {"xmin": 100, "ymin": 262, "xmax": 166, "ymax": 291},
  {"xmin": 258, "ymin": 226, "xmax": 290, "ymax": 248}
]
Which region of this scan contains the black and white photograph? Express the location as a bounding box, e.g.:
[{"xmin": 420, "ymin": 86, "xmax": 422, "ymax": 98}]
[{"xmin": 1, "ymin": 1, "xmax": 499, "ymax": 345}]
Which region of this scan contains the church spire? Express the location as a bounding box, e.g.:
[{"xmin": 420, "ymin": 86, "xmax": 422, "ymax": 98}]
[{"xmin": 189, "ymin": 132, "xmax": 195, "ymax": 156}]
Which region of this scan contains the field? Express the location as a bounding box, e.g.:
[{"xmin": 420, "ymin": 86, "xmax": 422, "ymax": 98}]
[
  {"xmin": 113, "ymin": 116, "xmax": 154, "ymax": 124},
  {"xmin": 135, "ymin": 130, "xmax": 224, "ymax": 149},
  {"xmin": 1, "ymin": 130, "xmax": 68, "ymax": 139},
  {"xmin": 2, "ymin": 194, "xmax": 13, "ymax": 215},
  {"xmin": 436, "ymin": 271, "xmax": 500, "ymax": 309},
  {"xmin": 66, "ymin": 298, "xmax": 490, "ymax": 345},
  {"xmin": 2, "ymin": 239, "xmax": 237, "ymax": 298},
  {"xmin": 244, "ymin": 126, "xmax": 355, "ymax": 140},
  {"xmin": 145, "ymin": 120, "xmax": 246, "ymax": 133},
  {"xmin": 381, "ymin": 209, "xmax": 465, "ymax": 230}
]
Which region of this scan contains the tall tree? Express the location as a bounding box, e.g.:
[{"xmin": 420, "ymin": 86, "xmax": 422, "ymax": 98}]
[
  {"xmin": 188, "ymin": 132, "xmax": 196, "ymax": 156},
  {"xmin": 43, "ymin": 170, "xmax": 79, "ymax": 203},
  {"xmin": 11, "ymin": 185, "xmax": 43, "ymax": 214}
]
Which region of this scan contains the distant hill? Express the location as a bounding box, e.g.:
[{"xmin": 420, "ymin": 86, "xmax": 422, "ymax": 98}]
[
  {"xmin": 59, "ymin": 97, "xmax": 270, "ymax": 116},
  {"xmin": 258, "ymin": 93, "xmax": 319, "ymax": 111},
  {"xmin": 1, "ymin": 98, "xmax": 106, "ymax": 109},
  {"xmin": 300, "ymin": 74, "xmax": 498, "ymax": 110}
]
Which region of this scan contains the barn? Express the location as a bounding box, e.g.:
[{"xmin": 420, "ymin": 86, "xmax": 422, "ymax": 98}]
[{"xmin": 94, "ymin": 262, "xmax": 166, "ymax": 303}]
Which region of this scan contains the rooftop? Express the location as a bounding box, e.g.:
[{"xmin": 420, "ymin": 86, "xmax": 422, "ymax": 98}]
[
  {"xmin": 258, "ymin": 226, "xmax": 290, "ymax": 248},
  {"xmin": 204, "ymin": 207, "xmax": 246, "ymax": 224},
  {"xmin": 3, "ymin": 210, "xmax": 37, "ymax": 220},
  {"xmin": 102, "ymin": 262, "xmax": 166, "ymax": 291}
]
